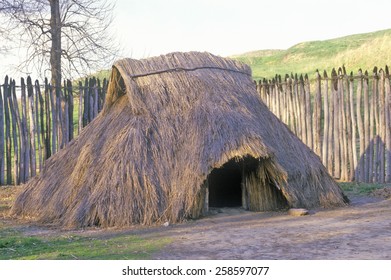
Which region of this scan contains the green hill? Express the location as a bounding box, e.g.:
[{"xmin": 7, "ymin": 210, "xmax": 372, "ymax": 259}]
[{"xmin": 231, "ymin": 29, "xmax": 391, "ymax": 80}]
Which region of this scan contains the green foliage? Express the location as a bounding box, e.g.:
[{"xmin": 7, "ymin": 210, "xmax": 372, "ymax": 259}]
[
  {"xmin": 232, "ymin": 29, "xmax": 391, "ymax": 80},
  {"xmin": 0, "ymin": 226, "xmax": 171, "ymax": 260},
  {"xmin": 338, "ymin": 182, "xmax": 386, "ymax": 196}
]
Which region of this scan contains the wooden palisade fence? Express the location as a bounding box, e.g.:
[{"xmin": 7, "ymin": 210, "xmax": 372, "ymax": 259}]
[
  {"xmin": 2, "ymin": 67, "xmax": 391, "ymax": 185},
  {"xmin": 258, "ymin": 66, "xmax": 391, "ymax": 183},
  {"xmin": 0, "ymin": 76, "xmax": 108, "ymax": 186}
]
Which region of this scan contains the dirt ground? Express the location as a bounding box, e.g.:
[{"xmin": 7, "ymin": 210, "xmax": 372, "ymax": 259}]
[{"xmin": 1, "ymin": 186, "xmax": 391, "ymax": 259}]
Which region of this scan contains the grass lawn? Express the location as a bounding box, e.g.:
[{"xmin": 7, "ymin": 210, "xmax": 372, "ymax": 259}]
[
  {"xmin": 0, "ymin": 225, "xmax": 171, "ymax": 260},
  {"xmin": 0, "ymin": 186, "xmax": 171, "ymax": 260}
]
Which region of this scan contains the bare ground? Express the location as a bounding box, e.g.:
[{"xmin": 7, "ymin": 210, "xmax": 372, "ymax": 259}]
[{"xmin": 1, "ymin": 186, "xmax": 391, "ymax": 259}]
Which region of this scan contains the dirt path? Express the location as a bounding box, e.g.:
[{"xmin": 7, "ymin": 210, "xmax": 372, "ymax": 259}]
[
  {"xmin": 2, "ymin": 185, "xmax": 391, "ymax": 259},
  {"xmin": 152, "ymin": 196, "xmax": 391, "ymax": 259}
]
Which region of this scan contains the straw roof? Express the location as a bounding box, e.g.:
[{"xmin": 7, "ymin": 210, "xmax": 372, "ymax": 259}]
[{"xmin": 11, "ymin": 52, "xmax": 347, "ymax": 228}]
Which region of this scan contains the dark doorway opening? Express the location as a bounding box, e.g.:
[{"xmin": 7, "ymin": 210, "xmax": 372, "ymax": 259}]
[{"xmin": 208, "ymin": 161, "xmax": 242, "ymax": 207}]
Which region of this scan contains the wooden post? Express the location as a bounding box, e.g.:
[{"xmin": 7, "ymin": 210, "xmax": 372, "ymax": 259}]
[
  {"xmin": 89, "ymin": 78, "xmax": 94, "ymax": 122},
  {"xmin": 344, "ymin": 72, "xmax": 354, "ymax": 181},
  {"xmin": 67, "ymin": 80, "xmax": 74, "ymax": 141},
  {"xmin": 356, "ymin": 70, "xmax": 365, "ymax": 182},
  {"xmin": 44, "ymin": 78, "xmax": 51, "ymax": 159},
  {"xmin": 299, "ymin": 75, "xmax": 307, "ymax": 145},
  {"xmin": 349, "ymin": 72, "xmax": 357, "ymax": 180},
  {"xmin": 8, "ymin": 80, "xmax": 20, "ymax": 185},
  {"xmin": 287, "ymin": 76, "xmax": 296, "ymax": 134},
  {"xmin": 368, "ymin": 67, "xmax": 379, "ymax": 183},
  {"xmin": 63, "ymin": 80, "xmax": 69, "ymax": 145},
  {"xmin": 98, "ymin": 79, "xmax": 103, "ymax": 113},
  {"xmin": 292, "ymin": 75, "xmax": 299, "ymax": 140},
  {"xmin": 83, "ymin": 78, "xmax": 89, "ymax": 127},
  {"xmin": 21, "ymin": 78, "xmax": 30, "ymax": 182},
  {"xmin": 57, "ymin": 84, "xmax": 64, "ymax": 149},
  {"xmin": 338, "ymin": 68, "xmax": 348, "ymax": 181},
  {"xmin": 332, "ymin": 69, "xmax": 340, "ymax": 179},
  {"xmin": 314, "ymin": 71, "xmax": 322, "ymax": 157},
  {"xmin": 0, "ymin": 80, "xmax": 4, "ymax": 185},
  {"xmin": 34, "ymin": 80, "xmax": 42, "ymax": 173},
  {"xmin": 385, "ymin": 66, "xmax": 391, "ymax": 182},
  {"xmin": 78, "ymin": 81, "xmax": 83, "ymax": 134},
  {"xmin": 378, "ymin": 69, "xmax": 386, "ymax": 183},
  {"xmin": 50, "ymin": 84, "xmax": 57, "ymax": 155},
  {"xmin": 363, "ymin": 71, "xmax": 370, "ymax": 182},
  {"xmin": 93, "ymin": 79, "xmax": 99, "ymax": 119},
  {"xmin": 304, "ymin": 74, "xmax": 313, "ymax": 150},
  {"xmin": 4, "ymin": 77, "xmax": 12, "ymax": 184},
  {"xmin": 102, "ymin": 78, "xmax": 108, "ymax": 109},
  {"xmin": 36, "ymin": 80, "xmax": 46, "ymax": 167},
  {"xmin": 322, "ymin": 71, "xmax": 330, "ymax": 170},
  {"xmin": 27, "ymin": 77, "xmax": 37, "ymax": 177}
]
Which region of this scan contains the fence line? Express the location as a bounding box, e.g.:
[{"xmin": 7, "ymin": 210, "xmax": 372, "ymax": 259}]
[
  {"xmin": 257, "ymin": 66, "xmax": 391, "ymax": 183},
  {"xmin": 2, "ymin": 67, "xmax": 391, "ymax": 185},
  {"xmin": 0, "ymin": 76, "xmax": 108, "ymax": 185}
]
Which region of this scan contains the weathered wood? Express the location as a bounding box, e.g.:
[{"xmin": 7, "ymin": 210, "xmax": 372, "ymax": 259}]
[
  {"xmin": 299, "ymin": 75, "xmax": 307, "ymax": 145},
  {"xmin": 293, "ymin": 75, "xmax": 301, "ymax": 140},
  {"xmin": 83, "ymin": 78, "xmax": 89, "ymax": 127},
  {"xmin": 328, "ymin": 72, "xmax": 335, "ymax": 174},
  {"xmin": 21, "ymin": 78, "xmax": 30, "ymax": 182},
  {"xmin": 344, "ymin": 73, "xmax": 354, "ymax": 180},
  {"xmin": 8, "ymin": 80, "xmax": 20, "ymax": 185},
  {"xmin": 304, "ymin": 74, "xmax": 313, "ymax": 150},
  {"xmin": 378, "ymin": 69, "xmax": 385, "ymax": 183},
  {"xmin": 348, "ymin": 72, "xmax": 357, "ymax": 180},
  {"xmin": 332, "ymin": 69, "xmax": 340, "ymax": 178},
  {"xmin": 322, "ymin": 71, "xmax": 329, "ymax": 169},
  {"xmin": 93, "ymin": 79, "xmax": 99, "ymax": 119},
  {"xmin": 385, "ymin": 66, "xmax": 391, "ymax": 182},
  {"xmin": 67, "ymin": 80, "xmax": 74, "ymax": 141},
  {"xmin": 314, "ymin": 71, "xmax": 322, "ymax": 157},
  {"xmin": 78, "ymin": 81, "xmax": 83, "ymax": 134},
  {"xmin": 44, "ymin": 78, "xmax": 51, "ymax": 159},
  {"xmin": 36, "ymin": 80, "xmax": 45, "ymax": 168},
  {"xmin": 338, "ymin": 69, "xmax": 348, "ymax": 181},
  {"xmin": 356, "ymin": 70, "xmax": 365, "ymax": 182},
  {"xmin": 57, "ymin": 85, "xmax": 64, "ymax": 149},
  {"xmin": 27, "ymin": 77, "xmax": 37, "ymax": 177},
  {"xmin": 50, "ymin": 84, "xmax": 57, "ymax": 155},
  {"xmin": 63, "ymin": 80, "xmax": 69, "ymax": 145},
  {"xmin": 34, "ymin": 80, "xmax": 43, "ymax": 173},
  {"xmin": 4, "ymin": 77, "xmax": 12, "ymax": 184},
  {"xmin": 368, "ymin": 69, "xmax": 377, "ymax": 182},
  {"xmin": 0, "ymin": 80, "xmax": 5, "ymax": 185},
  {"xmin": 89, "ymin": 78, "xmax": 94, "ymax": 122},
  {"xmin": 363, "ymin": 71, "xmax": 370, "ymax": 182}
]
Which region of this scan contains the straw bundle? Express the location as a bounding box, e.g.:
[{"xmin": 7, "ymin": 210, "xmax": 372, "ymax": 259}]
[{"xmin": 11, "ymin": 52, "xmax": 347, "ymax": 228}]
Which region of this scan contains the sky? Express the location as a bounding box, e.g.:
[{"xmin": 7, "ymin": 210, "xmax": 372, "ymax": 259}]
[
  {"xmin": 1, "ymin": 0, "xmax": 391, "ymax": 78},
  {"xmin": 112, "ymin": 0, "xmax": 391, "ymax": 58}
]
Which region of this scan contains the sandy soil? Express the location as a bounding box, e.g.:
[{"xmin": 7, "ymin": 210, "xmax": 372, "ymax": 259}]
[
  {"xmin": 1, "ymin": 186, "xmax": 391, "ymax": 259},
  {"xmin": 150, "ymin": 196, "xmax": 391, "ymax": 259}
]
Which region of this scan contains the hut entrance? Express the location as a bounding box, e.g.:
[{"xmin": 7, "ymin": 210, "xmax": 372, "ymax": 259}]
[
  {"xmin": 204, "ymin": 156, "xmax": 289, "ymax": 213},
  {"xmin": 207, "ymin": 157, "xmax": 258, "ymax": 208},
  {"xmin": 208, "ymin": 161, "xmax": 242, "ymax": 207}
]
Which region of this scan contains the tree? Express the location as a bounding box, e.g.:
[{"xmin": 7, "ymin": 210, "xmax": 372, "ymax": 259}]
[{"xmin": 0, "ymin": 0, "xmax": 119, "ymax": 87}]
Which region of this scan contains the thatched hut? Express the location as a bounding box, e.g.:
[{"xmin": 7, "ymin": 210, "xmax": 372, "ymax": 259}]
[{"xmin": 11, "ymin": 52, "xmax": 347, "ymax": 228}]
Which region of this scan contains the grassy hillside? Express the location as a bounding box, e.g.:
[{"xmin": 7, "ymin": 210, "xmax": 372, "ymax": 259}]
[{"xmin": 231, "ymin": 29, "xmax": 391, "ymax": 80}]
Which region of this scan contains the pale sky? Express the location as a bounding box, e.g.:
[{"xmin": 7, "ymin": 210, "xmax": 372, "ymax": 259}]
[
  {"xmin": 1, "ymin": 0, "xmax": 391, "ymax": 78},
  {"xmin": 112, "ymin": 0, "xmax": 391, "ymax": 58}
]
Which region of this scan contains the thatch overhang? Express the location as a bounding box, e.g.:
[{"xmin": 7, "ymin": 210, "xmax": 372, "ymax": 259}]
[{"xmin": 11, "ymin": 52, "xmax": 347, "ymax": 228}]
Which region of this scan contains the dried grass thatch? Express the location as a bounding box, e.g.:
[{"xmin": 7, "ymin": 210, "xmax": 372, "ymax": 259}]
[{"xmin": 11, "ymin": 52, "xmax": 348, "ymax": 228}]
